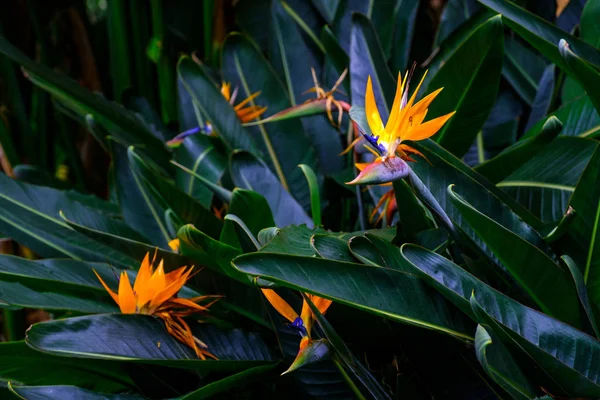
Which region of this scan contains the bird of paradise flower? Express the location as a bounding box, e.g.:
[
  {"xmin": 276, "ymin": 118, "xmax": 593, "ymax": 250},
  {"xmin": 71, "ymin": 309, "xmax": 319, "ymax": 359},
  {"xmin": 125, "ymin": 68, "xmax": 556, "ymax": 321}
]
[
  {"xmin": 347, "ymin": 66, "xmax": 455, "ymax": 185},
  {"xmin": 94, "ymin": 253, "xmax": 221, "ymax": 360}
]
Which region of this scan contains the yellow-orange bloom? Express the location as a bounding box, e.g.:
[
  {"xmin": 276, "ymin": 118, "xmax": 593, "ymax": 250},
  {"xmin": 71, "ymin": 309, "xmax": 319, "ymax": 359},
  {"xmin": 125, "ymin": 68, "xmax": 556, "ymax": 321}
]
[
  {"xmin": 261, "ymin": 289, "xmax": 332, "ymax": 339},
  {"xmin": 221, "ymin": 82, "xmax": 267, "ymax": 123},
  {"xmin": 364, "ymin": 69, "xmax": 455, "ymax": 158},
  {"xmin": 94, "ymin": 253, "xmax": 220, "ymax": 359}
]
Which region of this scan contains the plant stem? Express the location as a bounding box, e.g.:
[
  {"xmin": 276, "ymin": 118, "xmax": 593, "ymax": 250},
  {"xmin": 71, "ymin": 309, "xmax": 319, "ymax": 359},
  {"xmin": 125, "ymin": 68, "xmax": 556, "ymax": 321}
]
[{"xmin": 334, "ymin": 359, "xmax": 367, "ymax": 400}]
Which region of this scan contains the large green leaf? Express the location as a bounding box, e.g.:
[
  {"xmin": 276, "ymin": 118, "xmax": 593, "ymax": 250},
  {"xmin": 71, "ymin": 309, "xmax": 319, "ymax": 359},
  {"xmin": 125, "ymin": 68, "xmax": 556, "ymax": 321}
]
[
  {"xmin": 402, "ymin": 244, "xmax": 600, "ymax": 398},
  {"xmin": 177, "ymin": 57, "xmax": 259, "ymax": 154},
  {"xmin": 222, "ymin": 33, "xmax": 319, "ymax": 210},
  {"xmin": 568, "ymin": 146, "xmax": 600, "ymax": 306},
  {"xmin": 8, "ymin": 385, "xmax": 142, "ymax": 400},
  {"xmin": 524, "ymin": 95, "xmax": 600, "ymax": 139},
  {"xmin": 448, "ymin": 186, "xmax": 580, "ymax": 326},
  {"xmin": 435, "ymin": 0, "xmax": 480, "ymax": 46},
  {"xmin": 497, "ymin": 136, "xmax": 597, "ymax": 222},
  {"xmin": 229, "ymin": 151, "xmax": 312, "ymax": 228},
  {"xmin": 62, "ymin": 213, "xmax": 189, "ymax": 270},
  {"xmin": 0, "ymin": 342, "xmax": 132, "ymax": 393},
  {"xmin": 26, "ymin": 314, "xmax": 274, "ymax": 373},
  {"xmin": 559, "ymin": 39, "xmax": 600, "ymax": 115},
  {"xmin": 0, "ymin": 37, "xmax": 167, "ymax": 162},
  {"xmin": 233, "ymin": 252, "xmax": 475, "ymax": 339},
  {"xmin": 476, "ymin": 117, "xmax": 562, "ymax": 184},
  {"xmin": 408, "ymin": 140, "xmax": 548, "ymax": 267},
  {"xmin": 470, "ymin": 294, "xmax": 600, "ymax": 398},
  {"xmin": 349, "ymin": 13, "xmax": 395, "ymax": 119},
  {"xmin": 502, "ymin": 36, "xmax": 547, "ymax": 106},
  {"xmin": 128, "ymin": 147, "xmax": 222, "ymax": 239},
  {"xmin": 220, "ymin": 189, "xmax": 275, "ymax": 250},
  {"xmin": 477, "ymin": 0, "xmax": 600, "ymax": 71},
  {"xmin": 172, "ymin": 134, "xmax": 227, "ymax": 209},
  {"xmin": 389, "ymin": 0, "xmax": 419, "ymax": 73},
  {"xmin": 428, "ymin": 15, "xmax": 504, "ymax": 157},
  {"xmin": 525, "ymin": 64, "xmax": 556, "ymax": 132},
  {"xmin": 111, "ymin": 141, "xmax": 170, "ymax": 248},
  {"xmin": 474, "ymin": 325, "xmax": 539, "ymax": 400},
  {"xmin": 0, "ymin": 172, "xmax": 138, "ymax": 264},
  {"xmin": 270, "ymin": 1, "xmax": 343, "ymax": 175}
]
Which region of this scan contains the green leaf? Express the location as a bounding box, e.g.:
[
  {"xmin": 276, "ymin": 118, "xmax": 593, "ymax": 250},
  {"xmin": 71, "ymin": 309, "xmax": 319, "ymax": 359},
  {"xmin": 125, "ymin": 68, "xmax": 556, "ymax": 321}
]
[
  {"xmin": 0, "ymin": 37, "xmax": 166, "ymax": 161},
  {"xmin": 229, "ymin": 151, "xmax": 312, "ymax": 227},
  {"xmin": 390, "ymin": 0, "xmax": 419, "ymax": 73},
  {"xmin": 177, "ymin": 57, "xmax": 259, "ymax": 154},
  {"xmin": 298, "ymin": 164, "xmax": 322, "ymax": 226},
  {"xmin": 62, "ymin": 213, "xmax": 188, "ymax": 270},
  {"xmin": 9, "ymin": 385, "xmax": 142, "ymax": 400},
  {"xmin": 428, "ymin": 15, "xmax": 504, "ymax": 157},
  {"xmin": 470, "ymin": 293, "xmax": 600, "ymax": 398},
  {"xmin": 270, "ymin": 1, "xmax": 344, "ymax": 175},
  {"xmin": 448, "ymin": 185, "xmax": 580, "ymax": 326},
  {"xmin": 349, "ymin": 233, "xmax": 408, "ymax": 272},
  {"xmin": 393, "ymin": 179, "xmax": 433, "ymax": 239},
  {"xmin": 562, "ymin": 255, "xmax": 600, "ymax": 338},
  {"xmin": 477, "ymin": 0, "xmax": 600, "ymax": 71},
  {"xmin": 0, "ymin": 172, "xmax": 138, "ymax": 264},
  {"xmin": 581, "ymin": 0, "xmax": 600, "ymax": 49},
  {"xmin": 349, "ymin": 13, "xmax": 395, "ymax": 119},
  {"xmin": 222, "ymin": 33, "xmax": 320, "ymax": 209},
  {"xmin": 178, "ymin": 224, "xmax": 244, "ymax": 282},
  {"xmin": 525, "ymin": 64, "xmax": 556, "ymax": 132},
  {"xmin": 302, "ymin": 295, "xmax": 391, "ymax": 400},
  {"xmin": 128, "ymin": 147, "xmax": 222, "ymax": 239},
  {"xmin": 179, "ymin": 365, "xmax": 276, "ymax": 399},
  {"xmin": 173, "ymin": 134, "xmax": 227, "ymax": 209},
  {"xmin": 220, "ymin": 189, "xmax": 275, "ymax": 249},
  {"xmin": 559, "ymin": 39, "xmax": 600, "ymax": 115},
  {"xmin": 435, "ymin": 0, "xmax": 480, "ymax": 46},
  {"xmin": 524, "ymin": 95, "xmax": 600, "ymax": 139},
  {"xmin": 409, "ymin": 139, "xmax": 546, "ymax": 261},
  {"xmin": 476, "ymin": 116, "xmax": 563, "ymax": 183},
  {"xmin": 233, "ymin": 253, "xmax": 475, "ymax": 340},
  {"xmin": 474, "ymin": 325, "xmax": 539, "ymax": 400},
  {"xmin": 502, "ymin": 36, "xmax": 548, "ymax": 106},
  {"xmin": 259, "ymin": 225, "xmax": 328, "ymax": 256},
  {"xmin": 497, "ymin": 136, "xmax": 597, "ymax": 222},
  {"xmin": 26, "ymin": 314, "xmax": 274, "ymax": 373},
  {"xmin": 568, "ymin": 146, "xmax": 600, "ymax": 304},
  {"xmin": 111, "ymin": 141, "xmax": 170, "ymax": 248},
  {"xmin": 310, "ymin": 234, "xmax": 355, "ymax": 262},
  {"xmin": 0, "ymin": 342, "xmax": 132, "ymax": 392}
]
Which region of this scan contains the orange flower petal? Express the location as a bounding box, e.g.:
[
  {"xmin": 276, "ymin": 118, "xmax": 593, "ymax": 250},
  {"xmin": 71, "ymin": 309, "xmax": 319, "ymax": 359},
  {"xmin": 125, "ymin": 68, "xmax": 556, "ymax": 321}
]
[
  {"xmin": 404, "ymin": 111, "xmax": 455, "ymax": 142},
  {"xmin": 261, "ymin": 289, "xmax": 298, "ymax": 323},
  {"xmin": 220, "ymin": 82, "xmax": 231, "ymax": 101},
  {"xmin": 118, "ymin": 272, "xmax": 137, "ymax": 314},
  {"xmin": 93, "ymin": 269, "xmax": 119, "ymax": 305},
  {"xmin": 385, "ymin": 71, "xmax": 408, "ymax": 131},
  {"xmin": 133, "ymin": 253, "xmax": 152, "ymax": 297},
  {"xmin": 365, "ymin": 76, "xmax": 384, "ymax": 138}
]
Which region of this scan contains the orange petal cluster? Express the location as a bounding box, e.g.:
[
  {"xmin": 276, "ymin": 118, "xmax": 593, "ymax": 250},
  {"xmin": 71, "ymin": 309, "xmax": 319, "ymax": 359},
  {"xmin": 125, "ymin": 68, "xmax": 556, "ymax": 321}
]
[
  {"xmin": 94, "ymin": 253, "xmax": 220, "ymax": 359},
  {"xmin": 221, "ymin": 82, "xmax": 267, "ymax": 123}
]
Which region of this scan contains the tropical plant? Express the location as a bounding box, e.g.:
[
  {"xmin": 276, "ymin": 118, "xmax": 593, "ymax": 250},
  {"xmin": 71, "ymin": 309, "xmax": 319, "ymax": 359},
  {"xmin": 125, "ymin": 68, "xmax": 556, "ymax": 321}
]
[{"xmin": 0, "ymin": 0, "xmax": 598, "ymax": 399}]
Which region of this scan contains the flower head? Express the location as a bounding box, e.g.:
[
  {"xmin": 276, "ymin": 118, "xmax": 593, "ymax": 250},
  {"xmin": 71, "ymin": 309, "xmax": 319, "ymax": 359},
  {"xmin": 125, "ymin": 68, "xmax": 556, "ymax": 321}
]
[
  {"xmin": 347, "ymin": 66, "xmax": 455, "ymax": 185},
  {"xmin": 221, "ymin": 82, "xmax": 267, "ymax": 123},
  {"xmin": 362, "ymin": 68, "xmax": 455, "ymax": 158},
  {"xmin": 94, "ymin": 253, "xmax": 220, "ymax": 359},
  {"xmin": 261, "ymin": 289, "xmax": 331, "ymax": 340}
]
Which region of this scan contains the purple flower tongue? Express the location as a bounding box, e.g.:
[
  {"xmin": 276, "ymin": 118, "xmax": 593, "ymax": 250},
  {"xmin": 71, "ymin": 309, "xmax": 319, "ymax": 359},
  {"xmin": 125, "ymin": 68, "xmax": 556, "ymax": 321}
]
[{"xmin": 347, "ymin": 157, "xmax": 410, "ymax": 185}]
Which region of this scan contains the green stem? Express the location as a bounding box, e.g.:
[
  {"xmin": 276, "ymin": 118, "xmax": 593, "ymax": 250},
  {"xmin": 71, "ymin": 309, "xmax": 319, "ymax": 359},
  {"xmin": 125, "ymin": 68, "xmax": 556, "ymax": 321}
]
[
  {"xmin": 407, "ymin": 169, "xmax": 460, "ymax": 242},
  {"xmin": 334, "ymin": 359, "xmax": 367, "ymax": 400}
]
